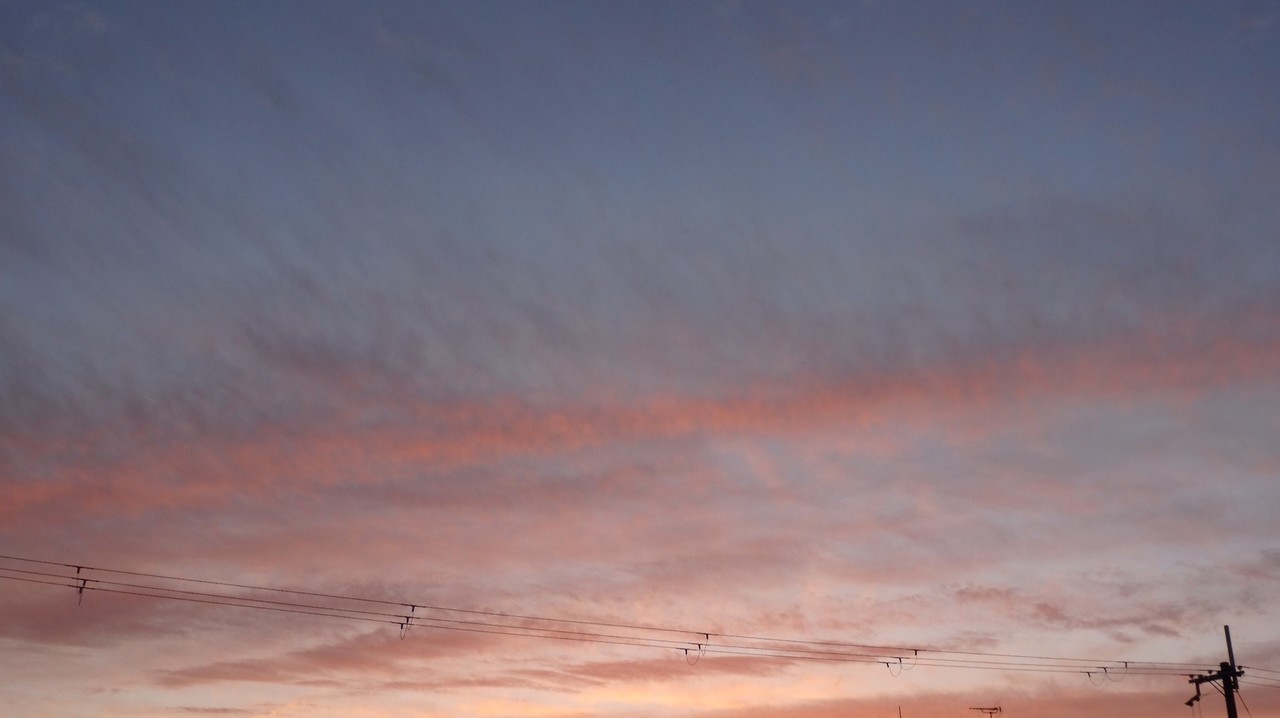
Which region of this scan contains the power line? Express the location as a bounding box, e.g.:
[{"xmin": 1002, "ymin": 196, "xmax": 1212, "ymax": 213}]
[
  {"xmin": 0, "ymin": 554, "xmax": 1257, "ymax": 681},
  {"xmin": 0, "ymin": 572, "xmax": 402, "ymax": 627},
  {"xmin": 1241, "ymin": 678, "xmax": 1280, "ymax": 690},
  {"xmin": 0, "ymin": 553, "xmax": 708, "ymax": 637},
  {"xmin": 0, "ymin": 569, "xmax": 700, "ymax": 648},
  {"xmin": 0, "ymin": 557, "xmax": 1223, "ymax": 677},
  {"xmin": 0, "ymin": 554, "xmax": 1207, "ymax": 669}
]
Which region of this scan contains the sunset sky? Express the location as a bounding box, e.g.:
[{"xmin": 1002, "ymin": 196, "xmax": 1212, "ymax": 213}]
[{"xmin": 3, "ymin": 1, "xmax": 1280, "ymax": 717}]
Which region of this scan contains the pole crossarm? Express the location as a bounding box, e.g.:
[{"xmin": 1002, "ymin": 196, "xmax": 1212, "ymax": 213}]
[{"xmin": 1185, "ymin": 627, "xmax": 1245, "ymax": 718}]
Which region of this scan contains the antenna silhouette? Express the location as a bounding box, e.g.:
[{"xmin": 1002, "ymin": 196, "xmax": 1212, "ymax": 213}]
[{"xmin": 969, "ymin": 708, "xmax": 1001, "ymax": 717}]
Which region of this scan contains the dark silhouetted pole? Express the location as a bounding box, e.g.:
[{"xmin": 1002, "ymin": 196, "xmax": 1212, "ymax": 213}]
[
  {"xmin": 1223, "ymin": 625, "xmax": 1241, "ymax": 718},
  {"xmin": 1187, "ymin": 626, "xmax": 1244, "ymax": 718}
]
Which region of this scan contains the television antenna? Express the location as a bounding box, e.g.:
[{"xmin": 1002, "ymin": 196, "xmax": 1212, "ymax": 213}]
[{"xmin": 969, "ymin": 708, "xmax": 1001, "ymax": 717}]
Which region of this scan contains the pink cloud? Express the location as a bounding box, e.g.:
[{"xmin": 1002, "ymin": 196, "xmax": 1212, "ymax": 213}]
[
  {"xmin": 4, "ymin": 304, "xmax": 1276, "ymax": 528},
  {"xmin": 155, "ymin": 626, "xmax": 501, "ymax": 688}
]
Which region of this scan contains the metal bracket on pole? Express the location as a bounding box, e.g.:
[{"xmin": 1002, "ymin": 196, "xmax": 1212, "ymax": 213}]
[{"xmin": 1186, "ymin": 626, "xmax": 1244, "ymax": 718}]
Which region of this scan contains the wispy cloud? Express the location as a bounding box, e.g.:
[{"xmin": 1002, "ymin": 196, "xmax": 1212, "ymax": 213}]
[{"xmin": 3, "ymin": 1, "xmax": 1279, "ymax": 716}]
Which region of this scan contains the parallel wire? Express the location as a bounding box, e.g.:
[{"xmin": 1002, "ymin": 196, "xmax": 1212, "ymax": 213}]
[
  {"xmin": 0, "ymin": 565, "xmax": 1222, "ymax": 677},
  {"xmin": 0, "ymin": 571, "xmax": 703, "ymax": 649},
  {"xmin": 0, "ymin": 553, "xmax": 704, "ymax": 637},
  {"xmin": 0, "ymin": 573, "xmax": 402, "ymax": 626},
  {"xmin": 0, "ymin": 555, "xmax": 1205, "ymax": 669},
  {"xmin": 0, "ymin": 554, "xmax": 1262, "ymax": 680},
  {"xmin": 0, "ymin": 572, "xmax": 1227, "ymax": 680},
  {"xmin": 710, "ymin": 629, "xmax": 1204, "ymax": 669}
]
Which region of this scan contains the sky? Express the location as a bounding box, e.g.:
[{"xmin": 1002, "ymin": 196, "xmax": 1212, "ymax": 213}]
[{"xmin": 2, "ymin": 0, "xmax": 1280, "ymax": 716}]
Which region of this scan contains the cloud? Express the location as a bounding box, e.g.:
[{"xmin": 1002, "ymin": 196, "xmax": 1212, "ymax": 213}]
[
  {"xmin": 2, "ymin": 3, "xmax": 1279, "ymax": 716},
  {"xmin": 0, "ymin": 577, "xmax": 190, "ymax": 647},
  {"xmin": 4, "ymin": 299, "xmax": 1275, "ymax": 534},
  {"xmin": 151, "ymin": 628, "xmax": 794, "ymax": 697},
  {"xmin": 567, "ymin": 654, "xmax": 795, "ymax": 683},
  {"xmin": 155, "ymin": 626, "xmax": 500, "ymax": 689},
  {"xmin": 4, "ymin": 1, "xmax": 1277, "ymax": 449},
  {"xmin": 672, "ymin": 682, "xmax": 1280, "ymax": 718}
]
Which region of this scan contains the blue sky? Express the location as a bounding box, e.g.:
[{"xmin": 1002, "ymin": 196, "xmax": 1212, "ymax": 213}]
[{"xmin": 2, "ymin": 2, "xmax": 1280, "ymax": 717}]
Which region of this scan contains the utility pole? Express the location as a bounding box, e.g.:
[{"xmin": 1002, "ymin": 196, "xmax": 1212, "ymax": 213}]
[{"xmin": 1187, "ymin": 626, "xmax": 1244, "ymax": 718}]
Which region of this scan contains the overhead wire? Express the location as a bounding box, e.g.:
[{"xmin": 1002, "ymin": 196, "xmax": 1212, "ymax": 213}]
[
  {"xmin": 1240, "ymin": 677, "xmax": 1280, "ymax": 689},
  {"xmin": 0, "ymin": 553, "xmax": 707, "ymax": 638},
  {"xmin": 1236, "ymin": 664, "xmax": 1280, "ymax": 690},
  {"xmin": 0, "ymin": 560, "xmax": 1227, "ymax": 677},
  {"xmin": 0, "ymin": 570, "xmax": 703, "ymax": 651},
  {"xmin": 0, "ymin": 554, "xmax": 1269, "ymax": 682},
  {"xmin": 0, "ymin": 572, "xmax": 402, "ymax": 627},
  {"xmin": 0, "ymin": 574, "xmax": 1229, "ymax": 680},
  {"xmin": 1237, "ymin": 687, "xmax": 1254, "ymax": 718},
  {"xmin": 0, "ymin": 554, "xmax": 1213, "ymax": 672},
  {"xmin": 0, "ymin": 554, "xmax": 1198, "ymax": 668}
]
